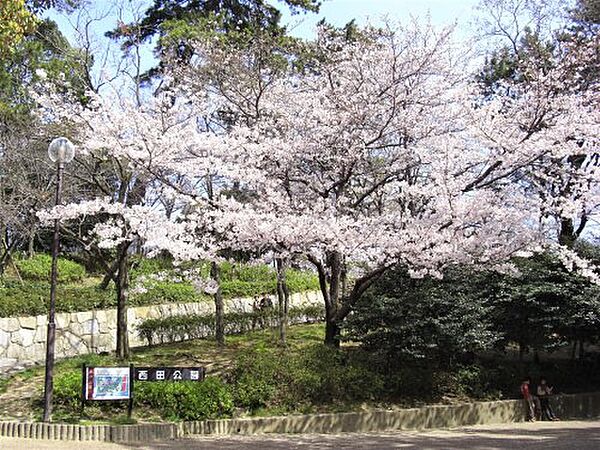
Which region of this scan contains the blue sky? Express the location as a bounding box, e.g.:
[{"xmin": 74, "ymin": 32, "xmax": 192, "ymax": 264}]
[
  {"xmin": 278, "ymin": 0, "xmax": 480, "ymax": 38},
  {"xmin": 49, "ymin": 0, "xmax": 482, "ymax": 45}
]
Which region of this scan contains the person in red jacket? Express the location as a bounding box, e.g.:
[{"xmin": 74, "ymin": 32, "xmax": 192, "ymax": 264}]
[{"xmin": 520, "ymin": 376, "xmax": 536, "ymax": 421}]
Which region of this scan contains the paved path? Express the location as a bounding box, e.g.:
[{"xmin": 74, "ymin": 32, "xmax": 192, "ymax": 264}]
[{"xmin": 1, "ymin": 420, "xmax": 600, "ymax": 449}]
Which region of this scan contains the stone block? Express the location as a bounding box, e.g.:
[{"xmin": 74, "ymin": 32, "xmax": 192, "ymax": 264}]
[
  {"xmin": 20, "ymin": 329, "xmax": 35, "ymax": 347},
  {"xmin": 36, "ymin": 315, "xmax": 47, "ymax": 326},
  {"xmin": 69, "ymin": 321, "xmax": 84, "ymax": 336},
  {"xmin": 83, "ymin": 319, "xmax": 99, "ymax": 335},
  {"xmin": 55, "ymin": 314, "xmax": 70, "ymax": 329},
  {"xmin": 135, "ymin": 306, "xmax": 151, "ymax": 320},
  {"xmin": 76, "ymin": 311, "xmax": 93, "ymax": 323},
  {"xmin": 6, "ymin": 344, "xmax": 25, "ymax": 359},
  {"xmin": 18, "ymin": 317, "xmax": 36, "ymax": 330},
  {"xmin": 94, "ymin": 310, "xmax": 107, "ymax": 324},
  {"xmin": 0, "ymin": 330, "xmax": 10, "ymax": 348},
  {"xmin": 30, "ymin": 343, "xmax": 47, "ymax": 362},
  {"xmin": 5, "ymin": 318, "xmax": 20, "ymax": 333},
  {"xmin": 104, "ymin": 309, "xmax": 117, "ymax": 324},
  {"xmin": 34, "ymin": 325, "xmax": 47, "ymax": 343}
]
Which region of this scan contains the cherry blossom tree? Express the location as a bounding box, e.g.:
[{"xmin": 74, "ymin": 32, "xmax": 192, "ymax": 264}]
[
  {"xmin": 36, "ymin": 19, "xmax": 599, "ymax": 349},
  {"xmin": 171, "ymin": 21, "xmax": 599, "ymax": 346}
]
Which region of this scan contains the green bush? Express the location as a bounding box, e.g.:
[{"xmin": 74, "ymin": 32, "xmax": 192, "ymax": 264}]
[
  {"xmin": 228, "ymin": 344, "xmax": 385, "ymax": 413},
  {"xmin": 130, "ymin": 256, "xmax": 173, "ymax": 280},
  {"xmin": 53, "ymin": 370, "xmax": 82, "ymax": 411},
  {"xmin": 0, "ymin": 280, "xmax": 115, "ymax": 317},
  {"xmin": 220, "ymin": 280, "xmax": 276, "ymax": 298},
  {"xmin": 132, "ymin": 281, "xmax": 202, "ymax": 306},
  {"xmin": 137, "ymin": 305, "xmax": 324, "ymax": 345},
  {"xmin": 286, "ymin": 270, "xmax": 320, "ymax": 293},
  {"xmin": 135, "ymin": 378, "xmax": 233, "ymax": 421},
  {"xmin": 16, "ymin": 254, "xmax": 86, "ymax": 283}
]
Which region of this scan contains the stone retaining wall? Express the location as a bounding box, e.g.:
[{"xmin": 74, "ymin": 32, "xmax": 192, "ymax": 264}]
[
  {"xmin": 0, "ymin": 291, "xmax": 322, "ymax": 374},
  {"xmin": 0, "ymin": 392, "xmax": 598, "ymax": 443}
]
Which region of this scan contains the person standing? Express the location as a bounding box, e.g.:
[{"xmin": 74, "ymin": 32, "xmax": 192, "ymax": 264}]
[
  {"xmin": 521, "ymin": 376, "xmax": 536, "ymax": 421},
  {"xmin": 537, "ymin": 376, "xmax": 559, "ymax": 421}
]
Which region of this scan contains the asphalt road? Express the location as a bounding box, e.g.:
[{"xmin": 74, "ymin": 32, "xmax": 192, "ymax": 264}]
[{"xmin": 1, "ymin": 420, "xmax": 599, "ymax": 450}]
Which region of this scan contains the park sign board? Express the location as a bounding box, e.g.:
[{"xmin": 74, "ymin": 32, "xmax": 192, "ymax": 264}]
[
  {"xmin": 81, "ymin": 365, "xmax": 205, "ymax": 417},
  {"xmin": 134, "ymin": 367, "xmax": 205, "ymax": 382},
  {"xmin": 84, "ymin": 366, "xmax": 132, "ymax": 401}
]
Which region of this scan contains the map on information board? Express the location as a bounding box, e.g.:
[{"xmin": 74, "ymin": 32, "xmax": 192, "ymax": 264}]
[{"xmin": 85, "ymin": 367, "xmax": 131, "ymax": 400}]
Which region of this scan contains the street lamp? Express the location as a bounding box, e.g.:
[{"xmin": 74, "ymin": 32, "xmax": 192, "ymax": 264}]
[{"xmin": 42, "ymin": 137, "xmax": 75, "ymax": 422}]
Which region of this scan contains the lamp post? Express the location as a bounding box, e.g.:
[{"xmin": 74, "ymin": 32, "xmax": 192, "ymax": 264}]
[{"xmin": 43, "ymin": 137, "xmax": 75, "ymax": 422}]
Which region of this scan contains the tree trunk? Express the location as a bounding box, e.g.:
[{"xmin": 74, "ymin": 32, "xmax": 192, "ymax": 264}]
[
  {"xmin": 324, "ymin": 251, "xmax": 342, "ymax": 347},
  {"xmin": 28, "ymin": 227, "xmax": 36, "ymax": 258},
  {"xmin": 310, "ymin": 252, "xmax": 387, "ymax": 348},
  {"xmin": 211, "ymin": 261, "xmax": 225, "ymax": 346},
  {"xmin": 276, "ymin": 258, "xmax": 290, "ymax": 346},
  {"xmin": 115, "ymin": 242, "xmax": 131, "ymax": 359},
  {"xmin": 99, "ymin": 260, "xmax": 119, "ymax": 290}
]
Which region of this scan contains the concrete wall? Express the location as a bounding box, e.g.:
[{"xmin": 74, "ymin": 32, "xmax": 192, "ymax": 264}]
[
  {"xmin": 0, "ymin": 291, "xmax": 322, "ymax": 375},
  {"xmin": 0, "ymin": 392, "xmax": 599, "ymax": 443}
]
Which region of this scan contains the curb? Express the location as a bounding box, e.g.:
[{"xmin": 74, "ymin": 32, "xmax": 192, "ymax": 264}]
[{"xmin": 1, "ymin": 392, "xmax": 599, "ymax": 443}]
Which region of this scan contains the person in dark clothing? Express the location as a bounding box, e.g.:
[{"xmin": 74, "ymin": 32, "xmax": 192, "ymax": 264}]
[
  {"xmin": 537, "ymin": 376, "xmax": 559, "ymax": 421},
  {"xmin": 520, "ymin": 376, "xmax": 536, "ymax": 421}
]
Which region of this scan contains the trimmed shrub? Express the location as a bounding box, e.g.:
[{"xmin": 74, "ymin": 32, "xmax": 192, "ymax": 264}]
[
  {"xmin": 0, "ymin": 280, "xmax": 115, "ymax": 317},
  {"xmin": 132, "ymin": 281, "xmax": 202, "ymax": 306},
  {"xmin": 137, "ymin": 305, "xmax": 324, "ymax": 345},
  {"xmin": 228, "ymin": 344, "xmax": 385, "ymax": 413},
  {"xmin": 16, "ymin": 254, "xmax": 86, "ymax": 283},
  {"xmin": 135, "ymin": 378, "xmax": 233, "ymax": 421}
]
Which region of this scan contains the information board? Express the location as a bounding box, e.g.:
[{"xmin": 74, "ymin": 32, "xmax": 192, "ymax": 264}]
[
  {"xmin": 84, "ymin": 366, "xmax": 131, "ymax": 400},
  {"xmin": 134, "ymin": 367, "xmax": 205, "ymax": 382}
]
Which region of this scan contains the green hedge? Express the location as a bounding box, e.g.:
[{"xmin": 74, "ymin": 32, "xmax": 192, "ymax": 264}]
[
  {"xmin": 135, "ymin": 378, "xmax": 233, "ymax": 420},
  {"xmin": 0, "ymin": 256, "xmax": 319, "ymax": 318},
  {"xmin": 138, "ymin": 305, "xmax": 325, "ymax": 346},
  {"xmin": 15, "ymin": 254, "xmax": 86, "ymax": 283},
  {"xmin": 0, "ymin": 280, "xmax": 115, "ymax": 317},
  {"xmin": 132, "ymin": 281, "xmax": 204, "ymax": 305}
]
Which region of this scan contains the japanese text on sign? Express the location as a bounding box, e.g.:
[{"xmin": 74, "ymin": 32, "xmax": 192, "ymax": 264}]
[{"xmin": 134, "ymin": 367, "xmax": 205, "ymax": 382}]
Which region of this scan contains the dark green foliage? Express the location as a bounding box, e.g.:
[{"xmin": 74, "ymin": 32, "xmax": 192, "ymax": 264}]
[
  {"xmin": 228, "ymin": 345, "xmax": 384, "ymax": 412},
  {"xmin": 137, "ymin": 305, "xmax": 324, "ymax": 345},
  {"xmin": 477, "ymin": 29, "xmax": 555, "ymax": 98},
  {"xmin": 106, "ymin": 0, "xmax": 319, "ymax": 82},
  {"xmin": 491, "ymin": 253, "xmax": 600, "ymax": 355},
  {"xmin": 135, "ymin": 378, "xmax": 233, "ymax": 421},
  {"xmin": 0, "ymin": 17, "xmax": 91, "ymax": 120},
  {"xmin": 15, "ymin": 254, "xmax": 86, "ymax": 283},
  {"xmin": 345, "ymin": 265, "xmax": 498, "ymax": 367},
  {"xmin": 130, "ymin": 256, "xmax": 174, "ymax": 280}
]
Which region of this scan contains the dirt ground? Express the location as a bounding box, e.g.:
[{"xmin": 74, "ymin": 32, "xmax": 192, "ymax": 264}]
[{"xmin": 1, "ymin": 420, "xmax": 600, "ymax": 450}]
